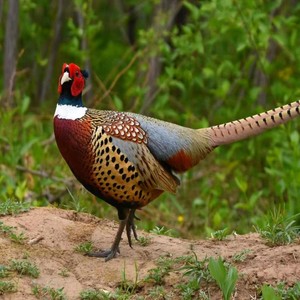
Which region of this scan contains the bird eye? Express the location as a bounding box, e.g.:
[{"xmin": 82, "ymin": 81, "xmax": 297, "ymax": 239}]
[{"xmin": 75, "ymin": 71, "xmax": 79, "ymax": 77}]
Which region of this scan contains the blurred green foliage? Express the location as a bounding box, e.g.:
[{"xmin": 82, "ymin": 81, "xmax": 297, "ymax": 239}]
[{"xmin": 1, "ymin": 0, "xmax": 300, "ymax": 238}]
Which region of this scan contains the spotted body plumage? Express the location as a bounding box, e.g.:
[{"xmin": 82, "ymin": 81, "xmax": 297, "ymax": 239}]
[
  {"xmin": 54, "ymin": 63, "xmax": 300, "ymax": 261},
  {"xmin": 90, "ymin": 126, "xmax": 152, "ymax": 208}
]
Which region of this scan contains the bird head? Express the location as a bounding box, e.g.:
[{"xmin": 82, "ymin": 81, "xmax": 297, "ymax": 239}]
[{"xmin": 58, "ymin": 63, "xmax": 89, "ymax": 97}]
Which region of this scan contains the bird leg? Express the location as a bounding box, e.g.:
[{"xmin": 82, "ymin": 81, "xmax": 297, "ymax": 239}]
[
  {"xmin": 126, "ymin": 209, "xmax": 139, "ymax": 248},
  {"xmin": 86, "ymin": 209, "xmax": 129, "ymax": 261},
  {"xmin": 86, "ymin": 208, "xmax": 140, "ymax": 261}
]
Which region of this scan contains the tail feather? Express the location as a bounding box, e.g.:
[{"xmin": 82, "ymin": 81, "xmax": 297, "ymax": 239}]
[{"xmin": 207, "ymin": 100, "xmax": 300, "ymax": 147}]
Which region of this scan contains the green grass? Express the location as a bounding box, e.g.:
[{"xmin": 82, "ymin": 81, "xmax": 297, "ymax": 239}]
[
  {"xmin": 210, "ymin": 228, "xmax": 229, "ymax": 241},
  {"xmin": 208, "ymin": 257, "xmax": 238, "ymax": 300},
  {"xmin": 275, "ymin": 282, "xmax": 300, "ymax": 299},
  {"xmin": 145, "ymin": 266, "xmax": 170, "ymax": 286},
  {"xmin": 9, "ymin": 259, "xmax": 40, "ymax": 278},
  {"xmin": 78, "ymin": 253, "xmax": 300, "ymax": 299},
  {"xmin": 144, "ymin": 253, "xmax": 213, "ymax": 298},
  {"xmin": 149, "ymin": 226, "xmax": 176, "ymax": 237},
  {"xmin": 136, "ymin": 236, "xmax": 151, "ymax": 247},
  {"xmin": 0, "ymin": 198, "xmax": 31, "ymax": 216},
  {"xmin": 0, "ymin": 280, "xmax": 17, "ymax": 295},
  {"xmin": 232, "ymin": 249, "xmax": 252, "ymax": 263},
  {"xmin": 177, "ymin": 278, "xmax": 208, "ymax": 300},
  {"xmin": 32, "ymin": 284, "xmax": 66, "ymax": 300},
  {"xmin": 145, "ymin": 256, "xmax": 175, "ymax": 285},
  {"xmin": 74, "ymin": 241, "xmax": 94, "ymax": 254},
  {"xmin": 180, "ymin": 253, "xmax": 212, "ymax": 285},
  {"xmin": 0, "ymin": 266, "xmax": 9, "ymax": 278},
  {"xmin": 0, "ymin": 222, "xmax": 14, "ymax": 234},
  {"xmin": 147, "ymin": 286, "xmax": 169, "ymax": 300},
  {"xmin": 261, "ymin": 285, "xmax": 281, "ymax": 300},
  {"xmin": 117, "ymin": 262, "xmax": 141, "ymax": 296},
  {"xmin": 261, "ymin": 282, "xmax": 300, "ymax": 300},
  {"xmin": 0, "ymin": 221, "xmax": 27, "ymax": 244},
  {"xmin": 79, "ymin": 262, "xmax": 144, "ymax": 299},
  {"xmin": 9, "ymin": 232, "xmax": 27, "ymax": 244},
  {"xmin": 63, "ymin": 188, "xmax": 88, "ymax": 213},
  {"xmin": 255, "ymin": 208, "xmax": 300, "ymax": 246},
  {"xmin": 144, "ymin": 253, "xmax": 239, "ymax": 299},
  {"xmin": 80, "ymin": 288, "xmax": 112, "ymax": 300},
  {"xmin": 58, "ymin": 269, "xmax": 69, "ymax": 277}
]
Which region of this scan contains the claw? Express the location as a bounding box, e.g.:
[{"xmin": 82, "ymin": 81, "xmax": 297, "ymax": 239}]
[
  {"xmin": 126, "ymin": 224, "xmax": 133, "ymax": 248},
  {"xmin": 85, "ymin": 209, "xmax": 141, "ymax": 261},
  {"xmin": 131, "ymin": 222, "xmax": 138, "ymax": 241},
  {"xmin": 126, "ymin": 209, "xmax": 140, "ymax": 248},
  {"xmin": 86, "ymin": 247, "xmax": 120, "ymax": 261},
  {"xmin": 87, "ymin": 217, "xmax": 127, "ymax": 261},
  {"xmin": 134, "ymin": 214, "xmax": 141, "ymax": 221}
]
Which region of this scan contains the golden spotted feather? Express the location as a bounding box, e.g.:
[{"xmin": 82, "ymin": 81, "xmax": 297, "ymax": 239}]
[{"xmin": 87, "ymin": 109, "xmax": 179, "ymax": 208}]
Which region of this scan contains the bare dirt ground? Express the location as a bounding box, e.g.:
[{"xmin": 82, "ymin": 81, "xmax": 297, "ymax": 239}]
[{"xmin": 0, "ymin": 207, "xmax": 299, "ymax": 299}]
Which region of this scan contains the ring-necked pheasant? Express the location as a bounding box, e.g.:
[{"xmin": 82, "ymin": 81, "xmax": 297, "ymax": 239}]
[{"xmin": 54, "ymin": 62, "xmax": 300, "ymax": 261}]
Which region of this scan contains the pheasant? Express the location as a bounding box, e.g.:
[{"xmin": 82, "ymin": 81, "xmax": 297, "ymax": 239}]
[{"xmin": 54, "ymin": 62, "xmax": 300, "ymax": 261}]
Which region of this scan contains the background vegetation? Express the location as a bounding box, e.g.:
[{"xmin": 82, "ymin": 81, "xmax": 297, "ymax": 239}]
[{"xmin": 1, "ymin": 0, "xmax": 300, "ymax": 238}]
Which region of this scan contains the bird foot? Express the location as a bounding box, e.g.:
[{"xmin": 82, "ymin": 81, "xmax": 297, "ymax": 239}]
[
  {"xmin": 85, "ymin": 209, "xmax": 140, "ymax": 261},
  {"xmin": 86, "ymin": 247, "xmax": 120, "ymax": 262},
  {"xmin": 126, "ymin": 209, "xmax": 140, "ymax": 248}
]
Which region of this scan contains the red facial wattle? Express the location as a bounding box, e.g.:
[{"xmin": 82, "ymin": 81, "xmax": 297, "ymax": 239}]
[
  {"xmin": 69, "ymin": 63, "xmax": 85, "ymax": 97},
  {"xmin": 57, "ymin": 63, "xmax": 86, "ymax": 97}
]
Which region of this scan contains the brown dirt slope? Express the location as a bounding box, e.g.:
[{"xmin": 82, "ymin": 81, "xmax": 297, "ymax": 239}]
[{"xmin": 0, "ymin": 207, "xmax": 299, "ymax": 299}]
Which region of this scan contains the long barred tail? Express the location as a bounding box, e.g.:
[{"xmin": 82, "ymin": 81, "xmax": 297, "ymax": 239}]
[{"xmin": 207, "ymin": 100, "xmax": 300, "ymax": 147}]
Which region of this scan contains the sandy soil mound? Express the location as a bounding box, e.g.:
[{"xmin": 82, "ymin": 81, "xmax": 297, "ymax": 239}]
[{"xmin": 0, "ymin": 207, "xmax": 299, "ymax": 299}]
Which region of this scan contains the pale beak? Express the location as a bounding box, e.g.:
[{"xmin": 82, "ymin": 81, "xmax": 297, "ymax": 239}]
[{"xmin": 60, "ymin": 71, "xmax": 72, "ymax": 85}]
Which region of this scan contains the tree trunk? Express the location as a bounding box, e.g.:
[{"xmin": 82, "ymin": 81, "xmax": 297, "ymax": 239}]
[
  {"xmin": 0, "ymin": 0, "xmax": 4, "ymax": 23},
  {"xmin": 39, "ymin": 0, "xmax": 64, "ymax": 104},
  {"xmin": 253, "ymin": 2, "xmax": 293, "ymax": 105},
  {"xmin": 114, "ymin": 0, "xmax": 137, "ymax": 46},
  {"xmin": 253, "ymin": 17, "xmax": 279, "ymax": 106},
  {"xmin": 3, "ymin": 0, "xmax": 19, "ymax": 107},
  {"xmin": 140, "ymin": 0, "xmax": 181, "ymax": 114}
]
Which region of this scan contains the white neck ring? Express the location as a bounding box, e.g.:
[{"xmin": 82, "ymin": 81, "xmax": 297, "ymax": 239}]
[{"xmin": 54, "ymin": 104, "xmax": 87, "ymax": 120}]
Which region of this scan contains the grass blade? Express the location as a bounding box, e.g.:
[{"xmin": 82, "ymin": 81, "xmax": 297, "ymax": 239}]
[{"xmin": 208, "ymin": 257, "xmax": 238, "ymax": 300}]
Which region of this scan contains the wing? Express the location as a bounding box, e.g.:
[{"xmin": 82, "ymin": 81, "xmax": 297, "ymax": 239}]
[
  {"xmin": 86, "ymin": 109, "xmax": 179, "ymax": 198},
  {"xmin": 129, "ymin": 113, "xmax": 214, "ymax": 172},
  {"xmin": 87, "ymin": 109, "xmax": 214, "ymax": 175}
]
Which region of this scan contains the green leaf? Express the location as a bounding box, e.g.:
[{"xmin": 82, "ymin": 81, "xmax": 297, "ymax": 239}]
[
  {"xmin": 112, "ymin": 95, "xmax": 123, "ymax": 111},
  {"xmin": 234, "ymin": 177, "xmax": 248, "ymax": 193},
  {"xmin": 261, "ymin": 285, "xmax": 281, "ymax": 300},
  {"xmin": 20, "ymin": 96, "xmax": 30, "ymax": 115},
  {"xmin": 290, "ymin": 131, "xmax": 299, "ymax": 145},
  {"xmin": 208, "ymin": 257, "xmax": 238, "ymax": 300}
]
